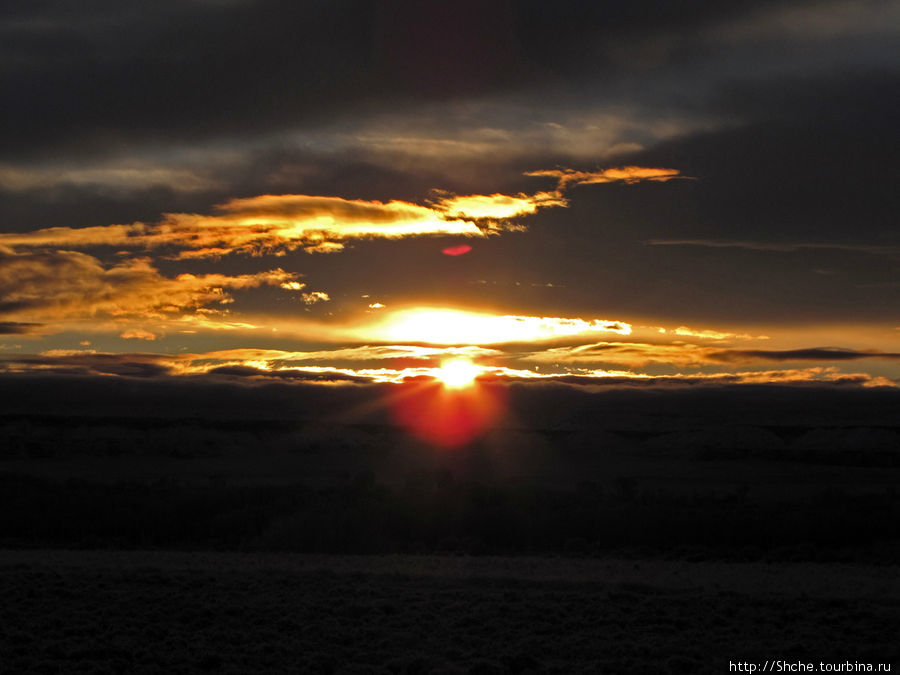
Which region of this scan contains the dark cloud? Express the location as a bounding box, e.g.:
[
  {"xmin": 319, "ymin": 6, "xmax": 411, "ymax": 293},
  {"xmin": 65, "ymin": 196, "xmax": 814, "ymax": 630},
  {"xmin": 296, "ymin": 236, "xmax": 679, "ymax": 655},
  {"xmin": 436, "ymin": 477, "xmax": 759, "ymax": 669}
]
[
  {"xmin": 1, "ymin": 1, "xmax": 377, "ymax": 159},
  {"xmin": 8, "ymin": 352, "xmax": 174, "ymax": 378},
  {"xmin": 0, "ymin": 321, "xmax": 43, "ymax": 335},
  {"xmin": 0, "ymin": 153, "xmax": 445, "ymax": 233},
  {"xmin": 646, "ymin": 240, "xmax": 900, "ymax": 257},
  {"xmin": 710, "ymin": 348, "xmax": 900, "ymax": 363},
  {"xmin": 527, "ymin": 341, "xmax": 900, "ymax": 371},
  {"xmin": 0, "ymin": 184, "xmax": 218, "ymax": 234},
  {"xmin": 0, "ymin": 0, "xmax": 847, "ymax": 160},
  {"xmin": 207, "ymin": 364, "xmax": 372, "ymax": 384}
]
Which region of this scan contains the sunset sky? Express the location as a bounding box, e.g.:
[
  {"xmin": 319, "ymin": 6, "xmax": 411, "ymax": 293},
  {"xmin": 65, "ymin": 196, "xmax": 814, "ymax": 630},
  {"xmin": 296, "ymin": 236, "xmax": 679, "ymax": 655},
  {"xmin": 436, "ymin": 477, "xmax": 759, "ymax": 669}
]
[{"xmin": 1, "ymin": 0, "xmax": 898, "ymax": 389}]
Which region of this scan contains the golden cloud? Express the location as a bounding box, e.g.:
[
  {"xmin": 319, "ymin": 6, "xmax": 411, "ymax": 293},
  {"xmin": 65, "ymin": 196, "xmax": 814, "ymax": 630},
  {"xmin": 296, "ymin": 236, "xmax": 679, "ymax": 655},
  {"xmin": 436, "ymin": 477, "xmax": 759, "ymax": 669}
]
[
  {"xmin": 0, "ymin": 248, "xmax": 299, "ymax": 323},
  {"xmin": 0, "ymin": 168, "xmax": 679, "ymax": 259},
  {"xmin": 300, "ymin": 291, "xmax": 330, "ymax": 305},
  {"xmin": 119, "ymin": 329, "xmax": 158, "ymax": 340},
  {"xmin": 0, "ymin": 194, "xmax": 495, "ymax": 259},
  {"xmin": 431, "ymin": 191, "xmax": 567, "ymax": 220},
  {"xmin": 526, "ymin": 166, "xmax": 682, "ymax": 190},
  {"xmin": 672, "ymin": 326, "xmax": 769, "ymax": 341},
  {"xmin": 528, "ymin": 341, "xmax": 716, "ymax": 368},
  {"xmin": 277, "ymin": 281, "xmax": 331, "ymax": 304}
]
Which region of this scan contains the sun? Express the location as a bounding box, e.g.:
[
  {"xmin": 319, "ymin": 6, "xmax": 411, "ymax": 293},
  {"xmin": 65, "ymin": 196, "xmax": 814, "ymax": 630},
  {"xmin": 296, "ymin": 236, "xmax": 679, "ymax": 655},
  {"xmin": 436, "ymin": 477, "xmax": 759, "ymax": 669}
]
[
  {"xmin": 393, "ymin": 358, "xmax": 505, "ymax": 447},
  {"xmin": 435, "ymin": 358, "xmax": 481, "ymax": 388}
]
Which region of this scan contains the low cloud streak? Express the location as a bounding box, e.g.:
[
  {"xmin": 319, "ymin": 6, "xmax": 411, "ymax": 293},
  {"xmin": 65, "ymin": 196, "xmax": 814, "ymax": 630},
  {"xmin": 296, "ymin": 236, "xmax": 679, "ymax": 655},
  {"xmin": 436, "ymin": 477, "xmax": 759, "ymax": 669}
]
[
  {"xmin": 647, "ymin": 239, "xmax": 900, "ymax": 257},
  {"xmin": 0, "ymin": 348, "xmax": 891, "ymax": 389},
  {"xmin": 526, "ymin": 166, "xmax": 683, "ymax": 190},
  {"xmin": 528, "ymin": 341, "xmax": 900, "ymax": 369}
]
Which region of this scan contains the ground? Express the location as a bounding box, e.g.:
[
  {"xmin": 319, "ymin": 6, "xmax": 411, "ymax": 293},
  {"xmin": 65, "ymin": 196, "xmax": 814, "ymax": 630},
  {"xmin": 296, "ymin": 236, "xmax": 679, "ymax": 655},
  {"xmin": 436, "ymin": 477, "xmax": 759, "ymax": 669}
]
[{"xmin": 2, "ymin": 551, "xmax": 897, "ymax": 674}]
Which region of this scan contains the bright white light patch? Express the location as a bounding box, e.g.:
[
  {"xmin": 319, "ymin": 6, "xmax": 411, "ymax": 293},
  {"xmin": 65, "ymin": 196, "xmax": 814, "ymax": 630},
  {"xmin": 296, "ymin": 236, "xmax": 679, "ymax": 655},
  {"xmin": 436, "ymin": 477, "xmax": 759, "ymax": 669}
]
[
  {"xmin": 372, "ymin": 308, "xmax": 631, "ymax": 345},
  {"xmin": 436, "ymin": 358, "xmax": 481, "ymax": 388}
]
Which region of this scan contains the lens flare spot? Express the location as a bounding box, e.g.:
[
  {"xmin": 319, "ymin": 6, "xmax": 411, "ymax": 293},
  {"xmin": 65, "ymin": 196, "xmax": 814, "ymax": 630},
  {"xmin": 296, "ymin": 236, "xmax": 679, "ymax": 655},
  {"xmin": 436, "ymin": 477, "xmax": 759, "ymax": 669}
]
[{"xmin": 442, "ymin": 244, "xmax": 472, "ymax": 256}]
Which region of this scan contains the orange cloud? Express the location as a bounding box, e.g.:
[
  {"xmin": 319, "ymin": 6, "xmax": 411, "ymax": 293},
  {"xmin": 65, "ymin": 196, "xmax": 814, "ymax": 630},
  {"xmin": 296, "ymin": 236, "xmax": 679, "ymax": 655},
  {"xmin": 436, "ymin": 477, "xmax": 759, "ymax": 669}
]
[
  {"xmin": 300, "ymin": 291, "xmax": 330, "ymax": 304},
  {"xmin": 0, "ymin": 248, "xmax": 299, "ymax": 324},
  {"xmin": 0, "ymin": 169, "xmax": 679, "ymax": 259},
  {"xmin": 0, "ymin": 194, "xmax": 498, "ymax": 259},
  {"xmin": 119, "ymin": 329, "xmax": 158, "ymax": 340},
  {"xmin": 431, "ymin": 190, "xmax": 566, "ymax": 220},
  {"xmin": 673, "ymin": 326, "xmax": 769, "ymax": 341},
  {"xmin": 526, "ymin": 165, "xmax": 682, "ymax": 190},
  {"xmin": 529, "ymin": 341, "xmax": 716, "ymax": 368},
  {"xmin": 278, "ymin": 281, "xmax": 330, "ymax": 304}
]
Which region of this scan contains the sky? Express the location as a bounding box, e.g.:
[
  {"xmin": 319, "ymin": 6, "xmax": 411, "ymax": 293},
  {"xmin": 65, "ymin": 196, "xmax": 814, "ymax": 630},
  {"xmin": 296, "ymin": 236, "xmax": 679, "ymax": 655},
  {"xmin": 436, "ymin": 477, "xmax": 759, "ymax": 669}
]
[{"xmin": 1, "ymin": 0, "xmax": 898, "ymax": 391}]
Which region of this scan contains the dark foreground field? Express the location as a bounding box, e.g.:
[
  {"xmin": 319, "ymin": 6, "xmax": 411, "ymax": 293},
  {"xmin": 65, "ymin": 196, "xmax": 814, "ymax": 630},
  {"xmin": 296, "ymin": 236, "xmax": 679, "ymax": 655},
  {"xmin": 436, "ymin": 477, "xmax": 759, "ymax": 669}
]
[
  {"xmin": 1, "ymin": 382, "xmax": 898, "ymax": 672},
  {"xmin": 2, "ymin": 550, "xmax": 898, "ymax": 674}
]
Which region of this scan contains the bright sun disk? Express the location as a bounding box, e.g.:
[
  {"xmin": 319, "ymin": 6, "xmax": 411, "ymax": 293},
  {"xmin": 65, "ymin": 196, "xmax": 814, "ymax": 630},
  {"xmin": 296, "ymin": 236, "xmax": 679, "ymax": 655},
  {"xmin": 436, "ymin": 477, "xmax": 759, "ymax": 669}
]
[{"xmin": 436, "ymin": 358, "xmax": 480, "ymax": 388}]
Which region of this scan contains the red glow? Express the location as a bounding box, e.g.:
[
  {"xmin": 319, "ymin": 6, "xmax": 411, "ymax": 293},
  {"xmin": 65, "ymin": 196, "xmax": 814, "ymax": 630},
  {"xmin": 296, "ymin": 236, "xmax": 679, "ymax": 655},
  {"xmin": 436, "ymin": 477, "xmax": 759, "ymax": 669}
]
[
  {"xmin": 391, "ymin": 379, "xmax": 504, "ymax": 447},
  {"xmin": 442, "ymin": 244, "xmax": 472, "ymax": 256}
]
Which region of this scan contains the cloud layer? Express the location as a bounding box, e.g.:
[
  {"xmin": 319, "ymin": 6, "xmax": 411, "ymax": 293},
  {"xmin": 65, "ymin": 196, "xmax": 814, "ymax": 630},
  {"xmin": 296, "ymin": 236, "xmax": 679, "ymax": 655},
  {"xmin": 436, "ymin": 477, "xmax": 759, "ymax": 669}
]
[
  {"xmin": 0, "ymin": 195, "xmax": 489, "ymax": 258},
  {"xmin": 0, "ymin": 165, "xmax": 679, "ymax": 259},
  {"xmin": 1, "ymin": 0, "xmax": 897, "ymax": 392},
  {"xmin": 0, "ymin": 247, "xmax": 299, "ymax": 327},
  {"xmin": 1, "ymin": 347, "xmax": 892, "ymax": 389}
]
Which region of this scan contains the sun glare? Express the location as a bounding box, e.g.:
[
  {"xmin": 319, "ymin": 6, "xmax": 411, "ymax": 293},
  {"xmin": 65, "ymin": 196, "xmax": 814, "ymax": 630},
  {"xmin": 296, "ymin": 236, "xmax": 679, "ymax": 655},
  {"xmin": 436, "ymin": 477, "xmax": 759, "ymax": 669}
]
[
  {"xmin": 436, "ymin": 358, "xmax": 481, "ymax": 388},
  {"xmin": 392, "ymin": 358, "xmax": 505, "ymax": 447},
  {"xmin": 371, "ymin": 308, "xmax": 631, "ymax": 345}
]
